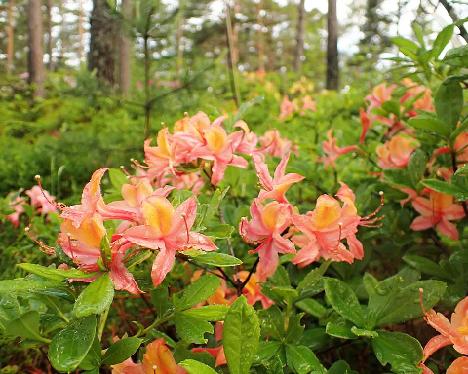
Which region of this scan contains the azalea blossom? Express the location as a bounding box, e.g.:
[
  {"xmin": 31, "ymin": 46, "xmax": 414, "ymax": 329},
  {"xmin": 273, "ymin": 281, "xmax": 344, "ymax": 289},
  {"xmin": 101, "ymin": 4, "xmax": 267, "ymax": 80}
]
[
  {"xmin": 58, "ymin": 215, "xmax": 141, "ymax": 294},
  {"xmin": 253, "ymin": 152, "xmax": 304, "ymax": 203},
  {"xmin": 235, "ymin": 271, "xmax": 273, "ymax": 309},
  {"xmin": 410, "ymin": 189, "xmax": 464, "ymax": 241},
  {"xmin": 292, "ymin": 183, "xmax": 370, "ymax": 267},
  {"xmin": 359, "ymin": 108, "xmax": 371, "ymax": 144},
  {"xmin": 401, "ymin": 78, "xmax": 435, "ymax": 116},
  {"xmin": 240, "ymin": 199, "xmax": 294, "ymax": 281},
  {"xmin": 112, "ymin": 338, "xmax": 187, "ymax": 374},
  {"xmin": 189, "ymin": 117, "xmax": 248, "ymax": 185},
  {"xmin": 279, "ymin": 96, "xmax": 295, "ymax": 121},
  {"xmin": 25, "ymin": 185, "xmax": 57, "ymax": 214},
  {"xmin": 300, "ymin": 95, "xmax": 317, "ymax": 114},
  {"xmin": 233, "ymin": 120, "xmax": 258, "ymax": 155},
  {"xmin": 258, "ymin": 130, "xmax": 293, "ymax": 158},
  {"xmin": 376, "ymin": 135, "xmax": 418, "ymax": 169},
  {"xmin": 419, "ymin": 296, "xmax": 468, "ymax": 373},
  {"xmin": 192, "ymin": 323, "xmax": 227, "ymax": 367},
  {"xmin": 454, "ymin": 132, "xmax": 468, "ymax": 164},
  {"xmin": 123, "ymin": 196, "xmax": 216, "ymax": 286},
  {"xmin": 366, "ymin": 83, "xmax": 396, "ymax": 109},
  {"xmin": 6, "ymin": 196, "xmax": 26, "ymax": 227},
  {"xmin": 320, "ymin": 130, "xmax": 358, "ymax": 168},
  {"xmin": 144, "ymin": 128, "xmax": 178, "ymax": 181}
]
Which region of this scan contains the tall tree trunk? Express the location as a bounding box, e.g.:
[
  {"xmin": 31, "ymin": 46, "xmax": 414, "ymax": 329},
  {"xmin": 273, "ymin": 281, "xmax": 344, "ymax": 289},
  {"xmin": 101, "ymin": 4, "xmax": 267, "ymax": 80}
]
[
  {"xmin": 78, "ymin": 0, "xmax": 85, "ymax": 62},
  {"xmin": 326, "ymin": 0, "xmax": 339, "ymax": 90},
  {"xmin": 88, "ymin": 0, "xmax": 117, "ymax": 85},
  {"xmin": 46, "ymin": 0, "xmax": 53, "ymax": 69},
  {"xmin": 293, "ymin": 0, "xmax": 305, "ymax": 72},
  {"xmin": 27, "ymin": 0, "xmax": 45, "ymax": 98},
  {"xmin": 119, "ymin": 0, "xmax": 132, "ymax": 95},
  {"xmin": 6, "ymin": 0, "xmax": 15, "ymax": 73}
]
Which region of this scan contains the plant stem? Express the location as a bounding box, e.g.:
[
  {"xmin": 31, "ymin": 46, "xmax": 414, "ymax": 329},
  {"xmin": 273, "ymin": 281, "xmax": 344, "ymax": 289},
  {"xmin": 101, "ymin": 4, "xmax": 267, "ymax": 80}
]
[
  {"xmin": 139, "ymin": 313, "xmax": 174, "ymax": 336},
  {"xmin": 97, "ymin": 306, "xmax": 110, "ymax": 341},
  {"xmin": 225, "ymin": 1, "xmax": 240, "ymax": 108},
  {"xmin": 237, "ymin": 256, "xmax": 260, "ymax": 295}
]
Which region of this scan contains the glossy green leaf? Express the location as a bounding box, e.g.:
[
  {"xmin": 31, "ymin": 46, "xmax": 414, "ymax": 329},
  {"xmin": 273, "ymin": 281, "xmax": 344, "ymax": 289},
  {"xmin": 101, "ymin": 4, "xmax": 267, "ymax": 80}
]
[
  {"xmin": 175, "ymin": 312, "xmax": 214, "ymax": 344},
  {"xmin": 431, "ymin": 25, "xmax": 453, "ymax": 58},
  {"xmin": 435, "ymin": 78, "xmax": 463, "ymax": 129},
  {"xmin": 48, "ymin": 316, "xmax": 97, "ymax": 372},
  {"xmin": 203, "ymin": 224, "xmax": 235, "ymax": 239},
  {"xmin": 403, "ymin": 255, "xmax": 449, "ymax": 279},
  {"xmin": 73, "ymin": 274, "xmax": 114, "ymax": 318},
  {"xmin": 183, "ymin": 250, "xmax": 242, "ymax": 267},
  {"xmin": 223, "ymin": 296, "xmax": 260, "ymax": 374},
  {"xmin": 174, "ymin": 275, "xmax": 220, "ymax": 311},
  {"xmin": 407, "ymin": 115, "xmax": 449, "ymax": 137},
  {"xmin": 391, "ymin": 36, "xmax": 419, "ymax": 58},
  {"xmin": 285, "ymin": 344, "xmax": 326, "ymax": 374},
  {"xmin": 182, "ymin": 305, "xmax": 229, "ymax": 320},
  {"xmin": 407, "ymin": 150, "xmax": 427, "ymax": 187},
  {"xmin": 295, "ymin": 298, "xmax": 328, "ymax": 319},
  {"xmin": 5, "ymin": 311, "xmax": 49, "ymax": 342},
  {"xmin": 371, "ymin": 331, "xmax": 423, "ymax": 374},
  {"xmin": 18, "ymin": 263, "xmax": 94, "ymax": 281},
  {"xmin": 179, "ymin": 359, "xmax": 217, "ymax": 374},
  {"xmin": 324, "ymin": 278, "xmax": 366, "ymax": 327},
  {"xmin": 443, "ymin": 45, "xmax": 468, "ymax": 67},
  {"xmin": 102, "ymin": 337, "xmax": 143, "ymax": 365}
]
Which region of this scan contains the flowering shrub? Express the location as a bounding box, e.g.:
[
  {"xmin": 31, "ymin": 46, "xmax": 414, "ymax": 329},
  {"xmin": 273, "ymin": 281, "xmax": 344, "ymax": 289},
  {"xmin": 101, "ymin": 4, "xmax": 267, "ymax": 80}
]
[{"xmin": 0, "ymin": 26, "xmax": 467, "ymax": 374}]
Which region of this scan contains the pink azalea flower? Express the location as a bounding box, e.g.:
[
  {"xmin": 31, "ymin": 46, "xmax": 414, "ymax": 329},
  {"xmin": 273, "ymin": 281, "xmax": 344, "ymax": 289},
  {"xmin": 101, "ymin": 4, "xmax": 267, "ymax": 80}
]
[
  {"xmin": 25, "ymin": 185, "xmax": 57, "ymax": 214},
  {"xmin": 233, "ymin": 120, "xmax": 258, "ymax": 155},
  {"xmin": 123, "ymin": 196, "xmax": 216, "ymax": 286},
  {"xmin": 253, "ymin": 152, "xmax": 304, "ymax": 203},
  {"xmin": 60, "ymin": 168, "xmax": 109, "ymax": 228},
  {"xmin": 58, "ymin": 215, "xmax": 141, "ymax": 294},
  {"xmin": 240, "ymin": 199, "xmax": 295, "ymax": 281},
  {"xmin": 376, "ymin": 135, "xmax": 418, "ymax": 169},
  {"xmin": 454, "ymin": 132, "xmax": 468, "ymax": 164},
  {"xmin": 258, "ymin": 130, "xmax": 293, "ymax": 158},
  {"xmin": 401, "ymin": 78, "xmax": 434, "ymax": 116},
  {"xmin": 301, "ymin": 95, "xmax": 317, "ymax": 114},
  {"xmin": 320, "ymin": 130, "xmax": 358, "ymax": 168},
  {"xmin": 190, "ymin": 118, "xmax": 248, "ymax": 185},
  {"xmin": 359, "ymin": 108, "xmax": 371, "ymax": 144},
  {"xmin": 419, "ymin": 297, "xmax": 468, "ymax": 373},
  {"xmin": 144, "ymin": 128, "xmax": 177, "ymax": 180},
  {"xmin": 6, "ymin": 196, "xmax": 26, "ymax": 227},
  {"xmin": 292, "ymin": 183, "xmax": 366, "ymax": 267},
  {"xmin": 279, "ymin": 96, "xmax": 295, "ymax": 121},
  {"xmin": 410, "ymin": 189, "xmax": 465, "ymax": 240}
]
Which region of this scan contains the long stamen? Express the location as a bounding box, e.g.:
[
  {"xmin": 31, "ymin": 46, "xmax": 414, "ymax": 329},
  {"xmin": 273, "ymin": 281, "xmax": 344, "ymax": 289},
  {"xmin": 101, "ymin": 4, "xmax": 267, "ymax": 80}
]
[
  {"xmin": 34, "ymin": 175, "xmax": 62, "ymax": 211},
  {"xmin": 419, "ymin": 287, "xmax": 427, "ymax": 316},
  {"xmin": 361, "ymin": 191, "xmax": 384, "ymax": 224},
  {"xmin": 181, "ymin": 213, "xmax": 190, "ymax": 243},
  {"xmin": 24, "ymin": 226, "xmax": 56, "ymax": 255}
]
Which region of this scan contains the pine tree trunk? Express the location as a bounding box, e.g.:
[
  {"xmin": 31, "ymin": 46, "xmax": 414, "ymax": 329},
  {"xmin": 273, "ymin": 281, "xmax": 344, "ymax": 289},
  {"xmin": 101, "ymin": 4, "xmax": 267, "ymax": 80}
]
[
  {"xmin": 119, "ymin": 0, "xmax": 132, "ymax": 95},
  {"xmin": 78, "ymin": 0, "xmax": 84, "ymax": 62},
  {"xmin": 293, "ymin": 0, "xmax": 305, "ymax": 72},
  {"xmin": 89, "ymin": 0, "xmax": 117, "ymax": 85},
  {"xmin": 46, "ymin": 0, "xmax": 53, "ymax": 69},
  {"xmin": 6, "ymin": 0, "xmax": 15, "ymax": 73},
  {"xmin": 326, "ymin": 0, "xmax": 339, "ymax": 90},
  {"xmin": 231, "ymin": 0, "xmax": 240, "ymax": 66},
  {"xmin": 27, "ymin": 0, "xmax": 45, "ymax": 97}
]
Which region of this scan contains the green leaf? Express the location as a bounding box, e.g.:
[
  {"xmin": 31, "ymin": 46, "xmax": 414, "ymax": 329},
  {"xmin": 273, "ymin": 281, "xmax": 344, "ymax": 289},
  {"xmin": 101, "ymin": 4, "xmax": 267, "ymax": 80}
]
[
  {"xmin": 108, "ymin": 168, "xmax": 127, "ymax": 190},
  {"xmin": 412, "ymin": 22, "xmax": 425, "ymax": 49},
  {"xmin": 285, "ymin": 345, "xmax": 326, "ymax": 374},
  {"xmin": 435, "ymin": 78, "xmax": 463, "ymax": 129},
  {"xmin": 371, "ymin": 331, "xmax": 423, "ymax": 374},
  {"xmin": 174, "ymin": 275, "xmax": 220, "ymax": 311},
  {"xmin": 403, "ymin": 255, "xmax": 449, "ymax": 279},
  {"xmin": 407, "ymin": 115, "xmax": 449, "ymax": 137},
  {"xmin": 350, "ymin": 326, "xmax": 378, "ymax": 338},
  {"xmin": 18, "ymin": 263, "xmax": 94, "ymax": 281},
  {"xmin": 407, "ymin": 150, "xmax": 427, "ymax": 187},
  {"xmin": 175, "ymin": 312, "xmax": 214, "ymax": 344},
  {"xmin": 391, "ymin": 36, "xmax": 419, "ymax": 59},
  {"xmin": 179, "ymin": 359, "xmax": 217, "ymax": 374},
  {"xmin": 48, "ymin": 316, "xmax": 97, "ymax": 372},
  {"xmin": 382, "ymin": 100, "xmax": 400, "ymax": 117},
  {"xmin": 366, "ymin": 273, "xmax": 446, "ymax": 328},
  {"xmin": 73, "ymin": 274, "xmax": 115, "ymax": 318},
  {"xmin": 328, "ymin": 360, "xmax": 357, "ymax": 374},
  {"xmin": 5, "ymin": 311, "xmax": 49, "ymax": 343},
  {"xmin": 203, "ymin": 224, "xmax": 235, "ymax": 239},
  {"xmin": 254, "ymin": 341, "xmax": 282, "ymax": 363},
  {"xmin": 102, "ymin": 337, "xmax": 143, "ymax": 365},
  {"xmin": 443, "ymin": 45, "xmax": 468, "ymax": 67},
  {"xmin": 431, "ymin": 25, "xmax": 454, "ymax": 58},
  {"xmin": 297, "ymin": 261, "xmax": 330, "ymax": 294},
  {"xmin": 0, "ymin": 278, "xmax": 65, "ymax": 295},
  {"xmin": 182, "ymin": 305, "xmax": 229, "ymax": 321},
  {"xmin": 183, "ymin": 250, "xmax": 242, "ymax": 267},
  {"xmin": 421, "ymin": 179, "xmax": 466, "ymax": 200},
  {"xmin": 79, "ymin": 337, "xmax": 101, "ymax": 371},
  {"xmin": 325, "ymin": 318, "xmax": 356, "ymax": 340},
  {"xmin": 223, "ymin": 296, "xmax": 260, "ymax": 374},
  {"xmin": 150, "ymin": 286, "xmax": 172, "ymax": 318},
  {"xmin": 258, "ymin": 306, "xmax": 284, "ymax": 340},
  {"xmin": 295, "ymin": 298, "xmax": 327, "ymax": 319},
  {"xmin": 324, "ymin": 278, "xmax": 366, "ymax": 328}
]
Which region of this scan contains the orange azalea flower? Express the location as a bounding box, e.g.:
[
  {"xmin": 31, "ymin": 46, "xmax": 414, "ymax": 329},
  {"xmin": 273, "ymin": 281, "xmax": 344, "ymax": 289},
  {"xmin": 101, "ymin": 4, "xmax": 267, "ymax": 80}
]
[
  {"xmin": 454, "ymin": 132, "xmax": 468, "ymax": 163},
  {"xmin": 320, "ymin": 130, "xmax": 358, "ymax": 168},
  {"xmin": 112, "ymin": 339, "xmax": 187, "ymax": 374},
  {"xmin": 410, "ymin": 189, "xmax": 464, "ymax": 241},
  {"xmin": 401, "ymin": 78, "xmax": 435, "ymax": 115},
  {"xmin": 419, "ymin": 297, "xmax": 468, "ymax": 374},
  {"xmin": 376, "ymin": 135, "xmax": 418, "ymax": 169},
  {"xmin": 258, "ymin": 130, "xmax": 293, "ymax": 158},
  {"xmin": 366, "ymin": 83, "xmax": 396, "ymax": 109},
  {"xmin": 192, "ymin": 323, "xmax": 227, "ymax": 367},
  {"xmin": 236, "ymin": 271, "xmax": 273, "ymax": 309}
]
